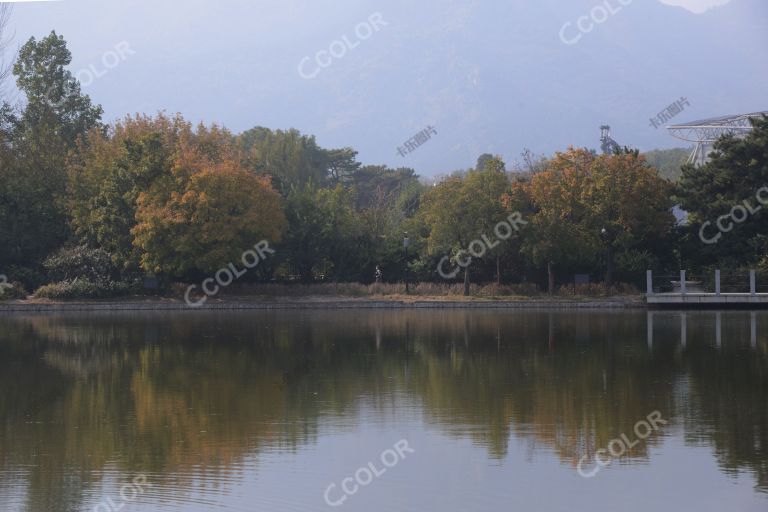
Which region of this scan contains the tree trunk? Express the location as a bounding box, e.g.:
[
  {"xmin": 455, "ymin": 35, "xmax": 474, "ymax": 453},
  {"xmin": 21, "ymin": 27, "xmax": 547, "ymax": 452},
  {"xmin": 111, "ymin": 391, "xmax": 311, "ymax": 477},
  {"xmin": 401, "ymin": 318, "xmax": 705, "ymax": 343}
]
[
  {"xmin": 605, "ymin": 244, "xmax": 614, "ymax": 287},
  {"xmin": 463, "ymin": 266, "xmax": 471, "ymax": 296},
  {"xmin": 496, "ymin": 255, "xmax": 501, "ymax": 285},
  {"xmin": 547, "ymin": 261, "xmax": 555, "ymax": 295},
  {"xmin": 548, "ymin": 312, "xmax": 554, "ymax": 351}
]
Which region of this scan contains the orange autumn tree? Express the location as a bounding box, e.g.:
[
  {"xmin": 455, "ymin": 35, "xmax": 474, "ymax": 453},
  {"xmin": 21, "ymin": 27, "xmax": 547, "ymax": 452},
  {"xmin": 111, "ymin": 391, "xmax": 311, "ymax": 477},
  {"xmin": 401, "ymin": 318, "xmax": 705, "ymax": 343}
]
[
  {"xmin": 504, "ymin": 148, "xmax": 595, "ymax": 293},
  {"xmin": 504, "ymin": 148, "xmax": 673, "ymax": 292},
  {"xmin": 582, "ymin": 151, "xmax": 674, "ymax": 285},
  {"xmin": 132, "ymin": 126, "xmax": 287, "ymax": 276},
  {"xmin": 67, "ymin": 114, "xmax": 190, "ymax": 270}
]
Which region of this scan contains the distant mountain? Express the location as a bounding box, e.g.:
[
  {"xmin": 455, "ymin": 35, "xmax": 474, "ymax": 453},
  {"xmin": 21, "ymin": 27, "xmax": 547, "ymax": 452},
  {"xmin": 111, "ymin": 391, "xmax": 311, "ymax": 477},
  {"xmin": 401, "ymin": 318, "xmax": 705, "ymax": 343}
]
[
  {"xmin": 282, "ymin": 0, "xmax": 768, "ymax": 175},
  {"xmin": 643, "ymin": 148, "xmax": 691, "ymax": 181},
  {"xmin": 10, "ymin": 0, "xmax": 768, "ymax": 176}
]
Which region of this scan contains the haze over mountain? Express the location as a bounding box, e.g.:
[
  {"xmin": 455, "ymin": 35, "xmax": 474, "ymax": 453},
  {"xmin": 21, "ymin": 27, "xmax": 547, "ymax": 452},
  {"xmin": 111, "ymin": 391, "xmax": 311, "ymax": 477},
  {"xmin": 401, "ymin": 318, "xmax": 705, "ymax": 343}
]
[{"xmin": 6, "ymin": 0, "xmax": 767, "ymax": 175}]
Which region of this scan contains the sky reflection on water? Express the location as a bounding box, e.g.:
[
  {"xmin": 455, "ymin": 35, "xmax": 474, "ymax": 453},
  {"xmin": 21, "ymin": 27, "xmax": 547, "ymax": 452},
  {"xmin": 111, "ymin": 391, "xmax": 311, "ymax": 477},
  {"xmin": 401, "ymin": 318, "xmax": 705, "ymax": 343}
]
[{"xmin": 0, "ymin": 309, "xmax": 766, "ymax": 511}]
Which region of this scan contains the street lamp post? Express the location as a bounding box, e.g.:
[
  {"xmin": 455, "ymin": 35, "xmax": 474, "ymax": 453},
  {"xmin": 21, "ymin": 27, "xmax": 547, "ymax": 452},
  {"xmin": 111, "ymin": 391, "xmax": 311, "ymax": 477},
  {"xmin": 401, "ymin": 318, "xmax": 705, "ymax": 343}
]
[
  {"xmin": 600, "ymin": 227, "xmax": 613, "ymax": 285},
  {"xmin": 403, "ymin": 234, "xmax": 410, "ymax": 294}
]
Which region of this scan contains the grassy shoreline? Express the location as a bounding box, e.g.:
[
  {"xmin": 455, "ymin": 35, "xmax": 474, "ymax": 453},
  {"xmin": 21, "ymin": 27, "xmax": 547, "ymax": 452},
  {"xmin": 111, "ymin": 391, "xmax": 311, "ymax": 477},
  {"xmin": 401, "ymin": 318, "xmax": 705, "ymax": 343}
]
[{"xmin": 0, "ymin": 294, "xmax": 646, "ymax": 312}]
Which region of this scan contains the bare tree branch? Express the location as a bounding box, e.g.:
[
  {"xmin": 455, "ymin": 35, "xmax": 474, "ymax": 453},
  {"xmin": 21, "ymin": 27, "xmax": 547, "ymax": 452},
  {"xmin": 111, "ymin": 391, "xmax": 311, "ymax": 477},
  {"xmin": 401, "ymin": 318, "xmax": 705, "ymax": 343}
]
[
  {"xmin": 513, "ymin": 148, "xmax": 548, "ymax": 175},
  {"xmin": 0, "ymin": 4, "xmax": 14, "ymax": 97}
]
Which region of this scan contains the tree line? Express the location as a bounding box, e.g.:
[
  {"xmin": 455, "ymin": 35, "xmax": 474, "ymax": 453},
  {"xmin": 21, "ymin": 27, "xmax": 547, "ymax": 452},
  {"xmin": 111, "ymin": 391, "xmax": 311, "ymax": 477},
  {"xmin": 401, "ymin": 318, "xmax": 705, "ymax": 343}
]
[{"xmin": 1, "ymin": 32, "xmax": 767, "ymax": 298}]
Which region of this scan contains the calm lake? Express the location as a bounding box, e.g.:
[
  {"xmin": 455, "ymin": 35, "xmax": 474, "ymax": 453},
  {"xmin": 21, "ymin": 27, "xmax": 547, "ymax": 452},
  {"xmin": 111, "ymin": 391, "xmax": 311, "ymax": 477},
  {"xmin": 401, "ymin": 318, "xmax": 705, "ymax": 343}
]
[{"xmin": 0, "ymin": 310, "xmax": 766, "ymax": 512}]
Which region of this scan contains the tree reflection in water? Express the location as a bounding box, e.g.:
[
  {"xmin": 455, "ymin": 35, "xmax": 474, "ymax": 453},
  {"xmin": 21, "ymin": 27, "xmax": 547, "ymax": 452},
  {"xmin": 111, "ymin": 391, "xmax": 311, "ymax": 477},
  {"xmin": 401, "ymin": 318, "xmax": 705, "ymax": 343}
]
[{"xmin": 0, "ymin": 310, "xmax": 765, "ymax": 511}]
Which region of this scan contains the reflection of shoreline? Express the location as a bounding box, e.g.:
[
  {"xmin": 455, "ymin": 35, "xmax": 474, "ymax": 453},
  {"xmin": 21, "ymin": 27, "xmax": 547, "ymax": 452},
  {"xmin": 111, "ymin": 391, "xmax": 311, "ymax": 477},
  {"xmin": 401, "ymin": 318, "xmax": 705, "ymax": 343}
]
[{"xmin": 0, "ymin": 309, "xmax": 765, "ymax": 509}]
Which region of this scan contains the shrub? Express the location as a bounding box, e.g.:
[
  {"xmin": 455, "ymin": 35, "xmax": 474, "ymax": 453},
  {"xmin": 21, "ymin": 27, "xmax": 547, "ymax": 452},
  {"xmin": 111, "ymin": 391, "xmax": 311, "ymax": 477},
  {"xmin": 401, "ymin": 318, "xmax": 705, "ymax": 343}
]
[
  {"xmin": 556, "ymin": 282, "xmax": 639, "ymax": 297},
  {"xmin": 167, "ymin": 280, "xmax": 641, "ymax": 300},
  {"xmin": 478, "ymin": 283, "xmax": 541, "ymax": 297},
  {"xmin": 0, "ymin": 281, "xmax": 27, "ymax": 300},
  {"xmin": 410, "ymin": 282, "xmax": 475, "ymax": 296},
  {"xmin": 4, "ymin": 266, "xmax": 46, "ymax": 290},
  {"xmin": 173, "ymin": 281, "xmax": 480, "ymax": 298},
  {"xmin": 43, "ymin": 246, "xmax": 118, "ymax": 282},
  {"xmin": 34, "ymin": 278, "xmax": 138, "ymax": 300}
]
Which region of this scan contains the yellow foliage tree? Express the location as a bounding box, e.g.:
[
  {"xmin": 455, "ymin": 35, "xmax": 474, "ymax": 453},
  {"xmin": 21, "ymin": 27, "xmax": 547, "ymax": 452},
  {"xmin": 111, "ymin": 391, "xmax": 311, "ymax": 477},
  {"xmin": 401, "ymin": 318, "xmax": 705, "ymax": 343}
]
[
  {"xmin": 132, "ymin": 140, "xmax": 287, "ymax": 276},
  {"xmin": 504, "ymin": 148, "xmax": 673, "ymax": 291}
]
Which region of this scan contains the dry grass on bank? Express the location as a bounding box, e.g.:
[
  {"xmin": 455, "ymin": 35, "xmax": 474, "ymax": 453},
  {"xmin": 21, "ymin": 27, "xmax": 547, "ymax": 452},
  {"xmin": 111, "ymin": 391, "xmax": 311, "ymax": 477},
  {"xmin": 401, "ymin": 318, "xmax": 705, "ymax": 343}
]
[{"xmin": 169, "ymin": 281, "xmax": 639, "ymax": 300}]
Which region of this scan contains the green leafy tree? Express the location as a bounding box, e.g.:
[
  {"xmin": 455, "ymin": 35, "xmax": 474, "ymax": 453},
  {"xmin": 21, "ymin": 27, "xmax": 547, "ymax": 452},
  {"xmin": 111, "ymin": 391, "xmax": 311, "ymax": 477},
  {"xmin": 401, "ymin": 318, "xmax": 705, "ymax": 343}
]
[
  {"xmin": 13, "ymin": 32, "xmax": 103, "ymax": 146},
  {"xmin": 318, "ymin": 185, "xmax": 366, "ymax": 280},
  {"xmin": 326, "ymin": 147, "xmax": 361, "ymax": 185},
  {"xmin": 278, "ymin": 182, "xmax": 331, "ymax": 281},
  {"xmin": 67, "ymin": 114, "xmax": 188, "ymax": 270},
  {"xmin": 468, "ymin": 156, "xmax": 510, "ymax": 284},
  {"xmin": 239, "ymin": 127, "xmax": 328, "ymax": 193},
  {"xmin": 476, "ymin": 153, "xmax": 494, "ymax": 171},
  {"xmin": 642, "ymin": 147, "xmax": 690, "ymax": 181},
  {"xmin": 0, "ymin": 32, "xmax": 102, "ymax": 268},
  {"xmin": 277, "ymin": 183, "xmax": 365, "ymax": 281},
  {"xmin": 676, "ymin": 116, "xmax": 768, "ymax": 269},
  {"xmin": 420, "ymin": 162, "xmax": 510, "ymax": 295},
  {"xmin": 352, "ymin": 165, "xmax": 420, "ymax": 211},
  {"xmin": 353, "ymin": 166, "xmax": 424, "ymax": 282}
]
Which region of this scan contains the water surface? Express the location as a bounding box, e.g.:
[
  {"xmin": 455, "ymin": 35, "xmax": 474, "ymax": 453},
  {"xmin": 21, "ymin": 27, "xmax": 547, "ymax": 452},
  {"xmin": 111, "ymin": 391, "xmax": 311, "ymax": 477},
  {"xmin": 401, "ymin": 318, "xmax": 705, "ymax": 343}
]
[{"xmin": 0, "ymin": 310, "xmax": 766, "ymax": 511}]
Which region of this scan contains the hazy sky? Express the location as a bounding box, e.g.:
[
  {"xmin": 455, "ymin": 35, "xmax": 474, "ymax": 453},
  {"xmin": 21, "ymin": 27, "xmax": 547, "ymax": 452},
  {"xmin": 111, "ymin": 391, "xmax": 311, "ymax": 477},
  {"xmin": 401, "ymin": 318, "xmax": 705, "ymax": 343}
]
[
  {"xmin": 2, "ymin": 0, "xmax": 765, "ymax": 175},
  {"xmin": 658, "ymin": 0, "xmax": 733, "ymax": 12},
  {"xmin": 3, "ymin": 0, "xmax": 735, "ymax": 11}
]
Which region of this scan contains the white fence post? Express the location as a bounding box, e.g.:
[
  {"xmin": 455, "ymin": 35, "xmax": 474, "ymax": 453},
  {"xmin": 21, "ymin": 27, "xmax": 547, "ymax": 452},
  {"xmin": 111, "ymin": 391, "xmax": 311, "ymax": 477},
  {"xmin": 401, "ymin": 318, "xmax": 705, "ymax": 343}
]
[
  {"xmin": 680, "ymin": 270, "xmax": 686, "ymax": 295},
  {"xmin": 715, "ymin": 269, "xmax": 720, "ymax": 296},
  {"xmin": 646, "ymin": 270, "xmax": 653, "ymax": 296}
]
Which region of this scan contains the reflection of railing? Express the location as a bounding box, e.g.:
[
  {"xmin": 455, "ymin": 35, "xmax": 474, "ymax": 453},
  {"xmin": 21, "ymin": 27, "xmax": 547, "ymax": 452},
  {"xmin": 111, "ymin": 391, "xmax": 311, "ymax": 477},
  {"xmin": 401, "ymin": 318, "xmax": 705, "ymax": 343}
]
[{"xmin": 647, "ymin": 311, "xmax": 759, "ymax": 350}]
